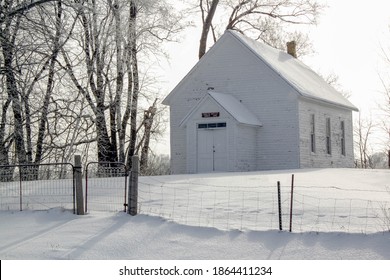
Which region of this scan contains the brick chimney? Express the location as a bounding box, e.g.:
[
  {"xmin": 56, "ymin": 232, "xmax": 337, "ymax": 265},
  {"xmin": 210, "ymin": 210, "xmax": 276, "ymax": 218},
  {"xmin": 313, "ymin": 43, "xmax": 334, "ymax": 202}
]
[{"xmin": 286, "ymin": 41, "xmax": 297, "ymax": 58}]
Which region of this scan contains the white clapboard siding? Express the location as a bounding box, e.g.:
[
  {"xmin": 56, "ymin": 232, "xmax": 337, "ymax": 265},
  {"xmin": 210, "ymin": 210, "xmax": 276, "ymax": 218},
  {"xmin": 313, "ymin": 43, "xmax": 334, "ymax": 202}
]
[{"xmin": 163, "ymin": 30, "xmax": 357, "ymax": 174}]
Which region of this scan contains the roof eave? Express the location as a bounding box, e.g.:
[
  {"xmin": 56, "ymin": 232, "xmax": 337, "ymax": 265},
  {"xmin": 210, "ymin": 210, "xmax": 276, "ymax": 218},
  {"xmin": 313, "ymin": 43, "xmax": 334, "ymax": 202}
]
[{"xmin": 299, "ymin": 95, "xmax": 359, "ymax": 112}]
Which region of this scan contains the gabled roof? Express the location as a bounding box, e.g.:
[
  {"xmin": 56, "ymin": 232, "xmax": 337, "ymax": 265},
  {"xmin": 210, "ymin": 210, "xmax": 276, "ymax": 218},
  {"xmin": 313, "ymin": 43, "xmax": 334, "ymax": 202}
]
[
  {"xmin": 180, "ymin": 91, "xmax": 262, "ymax": 127},
  {"xmin": 227, "ymin": 30, "xmax": 358, "ymax": 111},
  {"xmin": 163, "ymin": 30, "xmax": 358, "ymax": 112}
]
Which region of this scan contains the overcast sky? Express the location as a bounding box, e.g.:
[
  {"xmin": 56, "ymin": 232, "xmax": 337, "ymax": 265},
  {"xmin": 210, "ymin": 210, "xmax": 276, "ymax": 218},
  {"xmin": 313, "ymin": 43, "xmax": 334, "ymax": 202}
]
[
  {"xmin": 155, "ymin": 0, "xmax": 390, "ymax": 155},
  {"xmin": 304, "ymin": 0, "xmax": 390, "ymax": 112}
]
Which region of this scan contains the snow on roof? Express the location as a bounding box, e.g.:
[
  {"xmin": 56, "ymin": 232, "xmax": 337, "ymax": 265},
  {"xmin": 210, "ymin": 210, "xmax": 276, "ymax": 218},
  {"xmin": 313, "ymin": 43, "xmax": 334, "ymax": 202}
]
[
  {"xmin": 228, "ymin": 30, "xmax": 358, "ymax": 111},
  {"xmin": 209, "ymin": 91, "xmax": 262, "ymax": 126},
  {"xmin": 180, "ymin": 91, "xmax": 262, "ymax": 127}
]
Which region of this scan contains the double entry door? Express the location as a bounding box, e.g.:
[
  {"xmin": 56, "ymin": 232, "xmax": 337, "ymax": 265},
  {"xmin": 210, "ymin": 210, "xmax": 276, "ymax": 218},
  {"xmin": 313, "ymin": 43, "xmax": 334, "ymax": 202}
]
[{"xmin": 197, "ymin": 123, "xmax": 227, "ymax": 173}]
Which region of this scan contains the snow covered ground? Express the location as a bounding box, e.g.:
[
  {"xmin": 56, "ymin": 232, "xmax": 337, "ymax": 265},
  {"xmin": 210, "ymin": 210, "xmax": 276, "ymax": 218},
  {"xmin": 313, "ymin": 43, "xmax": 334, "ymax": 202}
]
[
  {"xmin": 1, "ymin": 168, "xmax": 390, "ymax": 260},
  {"xmin": 0, "ymin": 209, "xmax": 390, "ymax": 260},
  {"xmin": 137, "ymin": 168, "xmax": 390, "ymax": 233}
]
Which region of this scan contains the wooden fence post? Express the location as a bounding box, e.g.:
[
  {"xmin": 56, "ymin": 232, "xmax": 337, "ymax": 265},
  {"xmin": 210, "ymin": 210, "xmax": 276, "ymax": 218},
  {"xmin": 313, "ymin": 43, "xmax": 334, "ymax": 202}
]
[
  {"xmin": 74, "ymin": 155, "xmax": 85, "ymax": 215},
  {"xmin": 128, "ymin": 155, "xmax": 139, "ymax": 216}
]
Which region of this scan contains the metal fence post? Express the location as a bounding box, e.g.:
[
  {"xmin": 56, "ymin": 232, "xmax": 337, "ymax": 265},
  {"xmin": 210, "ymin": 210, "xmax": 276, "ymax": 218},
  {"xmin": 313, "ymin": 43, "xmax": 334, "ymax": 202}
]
[
  {"xmin": 289, "ymin": 174, "xmax": 295, "ymax": 232},
  {"xmin": 277, "ymin": 181, "xmax": 282, "ymax": 231},
  {"xmin": 128, "ymin": 155, "xmax": 139, "ymax": 216},
  {"xmin": 19, "ymin": 166, "xmax": 23, "ymax": 211},
  {"xmin": 74, "ymin": 155, "xmax": 85, "ymax": 215}
]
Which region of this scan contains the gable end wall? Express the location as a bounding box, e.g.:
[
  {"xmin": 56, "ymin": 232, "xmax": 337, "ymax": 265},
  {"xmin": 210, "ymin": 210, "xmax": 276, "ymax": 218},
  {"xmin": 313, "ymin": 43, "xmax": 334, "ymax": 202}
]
[{"xmin": 167, "ymin": 33, "xmax": 305, "ymax": 173}]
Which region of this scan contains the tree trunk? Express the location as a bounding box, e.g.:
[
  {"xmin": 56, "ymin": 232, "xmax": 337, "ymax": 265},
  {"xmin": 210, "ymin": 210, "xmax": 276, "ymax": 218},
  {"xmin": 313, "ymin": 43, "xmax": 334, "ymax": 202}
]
[
  {"xmin": 140, "ymin": 100, "xmax": 157, "ymax": 173},
  {"xmin": 79, "ymin": 1, "xmax": 116, "ymax": 163},
  {"xmin": 34, "ymin": 0, "xmax": 62, "ymax": 164},
  {"xmin": 111, "ymin": 0, "xmax": 124, "ymax": 163},
  {"xmin": 0, "ymin": 98, "xmax": 11, "ymax": 167},
  {"xmin": 126, "ymin": 0, "xmax": 139, "ymax": 168},
  {"xmin": 198, "ymin": 0, "xmax": 219, "ymax": 59},
  {"xmin": 1, "ymin": 23, "xmax": 27, "ymax": 164}
]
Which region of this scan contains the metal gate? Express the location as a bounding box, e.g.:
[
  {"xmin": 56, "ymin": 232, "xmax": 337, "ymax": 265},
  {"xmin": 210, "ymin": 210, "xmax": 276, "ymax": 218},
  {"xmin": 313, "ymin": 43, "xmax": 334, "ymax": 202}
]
[
  {"xmin": 85, "ymin": 162, "xmax": 128, "ymax": 212},
  {"xmin": 0, "ymin": 163, "xmax": 75, "ymax": 212}
]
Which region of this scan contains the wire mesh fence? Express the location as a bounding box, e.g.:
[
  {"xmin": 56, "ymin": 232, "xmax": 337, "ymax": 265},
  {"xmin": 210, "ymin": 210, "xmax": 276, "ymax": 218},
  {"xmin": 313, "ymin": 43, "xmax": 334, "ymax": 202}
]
[
  {"xmin": 1, "ymin": 164, "xmax": 389, "ymax": 234},
  {"xmin": 136, "ymin": 175, "xmax": 390, "ymax": 234},
  {"xmin": 139, "ymin": 183, "xmax": 277, "ymax": 231},
  {"xmin": 138, "ymin": 176, "xmax": 293, "ymax": 231},
  {"xmin": 291, "ymin": 190, "xmax": 390, "ymax": 233},
  {"xmin": 0, "ymin": 163, "xmax": 75, "ymax": 212},
  {"xmin": 85, "ymin": 162, "xmax": 128, "ymax": 213}
]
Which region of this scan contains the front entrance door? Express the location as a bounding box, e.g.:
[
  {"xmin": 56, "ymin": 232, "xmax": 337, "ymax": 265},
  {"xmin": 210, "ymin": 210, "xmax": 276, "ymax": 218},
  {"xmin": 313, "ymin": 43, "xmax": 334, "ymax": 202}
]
[{"xmin": 197, "ymin": 123, "xmax": 227, "ymax": 173}]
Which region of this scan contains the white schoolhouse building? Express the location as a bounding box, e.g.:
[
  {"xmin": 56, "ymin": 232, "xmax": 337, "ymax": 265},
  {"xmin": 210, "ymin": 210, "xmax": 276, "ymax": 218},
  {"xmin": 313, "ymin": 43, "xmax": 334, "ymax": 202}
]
[{"xmin": 163, "ymin": 30, "xmax": 358, "ymax": 174}]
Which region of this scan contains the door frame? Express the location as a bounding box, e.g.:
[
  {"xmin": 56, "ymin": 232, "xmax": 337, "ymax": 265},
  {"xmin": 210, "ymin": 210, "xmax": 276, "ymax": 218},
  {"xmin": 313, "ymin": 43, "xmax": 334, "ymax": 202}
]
[{"xmin": 196, "ymin": 122, "xmax": 228, "ymax": 173}]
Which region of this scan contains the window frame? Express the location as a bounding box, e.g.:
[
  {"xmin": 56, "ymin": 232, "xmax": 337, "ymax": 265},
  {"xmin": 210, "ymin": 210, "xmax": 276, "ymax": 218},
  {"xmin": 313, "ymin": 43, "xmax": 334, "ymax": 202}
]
[
  {"xmin": 197, "ymin": 122, "xmax": 227, "ymax": 129},
  {"xmin": 341, "ymin": 120, "xmax": 346, "ymax": 156},
  {"xmin": 326, "ymin": 117, "xmax": 331, "ymax": 155},
  {"xmin": 310, "ymin": 114, "xmax": 316, "ymax": 153}
]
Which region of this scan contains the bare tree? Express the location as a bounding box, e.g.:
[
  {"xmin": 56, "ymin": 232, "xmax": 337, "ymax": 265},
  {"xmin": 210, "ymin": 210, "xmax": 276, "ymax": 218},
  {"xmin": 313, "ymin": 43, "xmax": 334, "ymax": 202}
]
[
  {"xmin": 197, "ymin": 0, "xmax": 322, "ymax": 59},
  {"xmin": 0, "ymin": 0, "xmax": 58, "ymax": 24},
  {"xmin": 354, "ymin": 112, "xmax": 375, "ymax": 169},
  {"xmin": 0, "ymin": 0, "xmax": 184, "ymax": 174},
  {"xmin": 322, "ymin": 72, "xmax": 352, "ymax": 99},
  {"xmin": 377, "ymin": 26, "xmax": 390, "ymax": 167},
  {"xmin": 378, "ymin": 66, "xmax": 390, "ymax": 156},
  {"xmin": 139, "ymin": 98, "xmax": 157, "ymax": 173},
  {"xmin": 61, "ymin": 0, "xmax": 184, "ymax": 167},
  {"xmin": 1, "ymin": 0, "xmax": 71, "ymax": 165},
  {"xmin": 199, "ymin": 0, "xmax": 220, "ymax": 59},
  {"xmin": 1, "ymin": 10, "xmax": 27, "ymax": 164},
  {"xmin": 34, "ymin": 0, "xmax": 63, "ymax": 165}
]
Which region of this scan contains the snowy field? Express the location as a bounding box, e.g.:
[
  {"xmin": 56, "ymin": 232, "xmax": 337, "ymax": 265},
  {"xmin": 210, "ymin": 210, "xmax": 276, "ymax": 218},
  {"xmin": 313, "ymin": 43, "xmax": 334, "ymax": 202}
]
[
  {"xmin": 137, "ymin": 169, "xmax": 390, "ymax": 233},
  {"xmin": 1, "ymin": 168, "xmax": 390, "ymax": 260}
]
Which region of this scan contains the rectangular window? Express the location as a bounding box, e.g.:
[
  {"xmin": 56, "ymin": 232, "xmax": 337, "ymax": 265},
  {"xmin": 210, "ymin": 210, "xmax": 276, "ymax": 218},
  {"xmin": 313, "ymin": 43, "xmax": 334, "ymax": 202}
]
[
  {"xmin": 310, "ymin": 114, "xmax": 316, "ymax": 153},
  {"xmin": 326, "ymin": 118, "xmax": 331, "ymax": 155},
  {"xmin": 198, "ymin": 122, "xmax": 226, "ymax": 129},
  {"xmin": 341, "ymin": 121, "xmax": 346, "ymax": 156}
]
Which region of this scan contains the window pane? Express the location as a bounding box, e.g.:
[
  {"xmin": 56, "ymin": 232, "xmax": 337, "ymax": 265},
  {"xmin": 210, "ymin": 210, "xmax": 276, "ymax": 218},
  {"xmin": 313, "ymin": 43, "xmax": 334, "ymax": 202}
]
[
  {"xmin": 326, "ymin": 118, "xmax": 331, "ymax": 154},
  {"xmin": 198, "ymin": 122, "xmax": 226, "ymax": 129},
  {"xmin": 341, "ymin": 121, "xmax": 346, "ymax": 156},
  {"xmin": 310, "ymin": 114, "xmax": 315, "ymax": 153}
]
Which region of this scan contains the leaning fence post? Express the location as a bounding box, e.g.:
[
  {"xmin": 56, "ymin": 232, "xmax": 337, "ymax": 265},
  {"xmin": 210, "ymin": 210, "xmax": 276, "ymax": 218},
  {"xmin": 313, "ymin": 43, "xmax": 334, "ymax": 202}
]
[
  {"xmin": 128, "ymin": 155, "xmax": 139, "ymax": 216},
  {"xmin": 74, "ymin": 155, "xmax": 85, "ymax": 215},
  {"xmin": 277, "ymin": 181, "xmax": 283, "ymax": 231}
]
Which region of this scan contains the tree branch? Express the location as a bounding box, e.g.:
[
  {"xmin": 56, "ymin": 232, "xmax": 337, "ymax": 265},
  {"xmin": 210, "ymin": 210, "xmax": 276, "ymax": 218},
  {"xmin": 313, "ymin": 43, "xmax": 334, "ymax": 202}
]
[{"xmin": 0, "ymin": 0, "xmax": 58, "ymax": 24}]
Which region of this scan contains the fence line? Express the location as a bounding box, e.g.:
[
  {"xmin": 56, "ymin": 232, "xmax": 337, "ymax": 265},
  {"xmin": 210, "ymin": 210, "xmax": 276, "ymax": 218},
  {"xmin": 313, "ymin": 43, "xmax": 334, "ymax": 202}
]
[
  {"xmin": 1, "ymin": 162, "xmax": 389, "ymax": 234},
  {"xmin": 138, "ymin": 179, "xmax": 292, "ymax": 232},
  {"xmin": 136, "ymin": 177, "xmax": 390, "ymax": 234},
  {"xmin": 291, "ymin": 192, "xmax": 388, "ymax": 233},
  {"xmin": 0, "ymin": 163, "xmax": 75, "ymax": 212}
]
